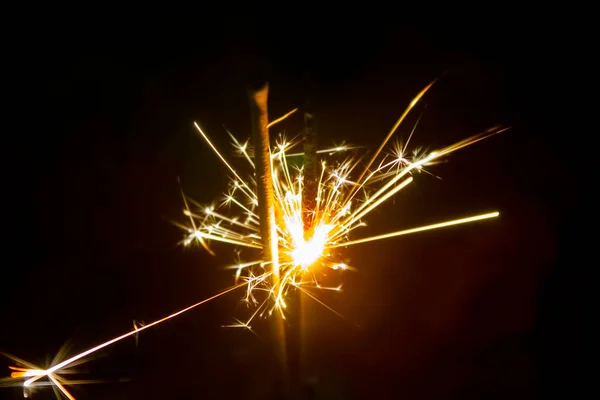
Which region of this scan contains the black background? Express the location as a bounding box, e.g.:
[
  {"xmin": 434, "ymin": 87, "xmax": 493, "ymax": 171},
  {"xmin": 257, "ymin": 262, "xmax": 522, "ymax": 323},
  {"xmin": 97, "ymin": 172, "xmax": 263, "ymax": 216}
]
[{"xmin": 2, "ymin": 8, "xmax": 585, "ymax": 399}]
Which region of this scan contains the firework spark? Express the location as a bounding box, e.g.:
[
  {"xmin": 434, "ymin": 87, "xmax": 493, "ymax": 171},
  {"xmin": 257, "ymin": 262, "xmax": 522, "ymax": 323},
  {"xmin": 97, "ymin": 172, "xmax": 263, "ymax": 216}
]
[
  {"xmin": 1, "ymin": 284, "xmax": 244, "ymax": 398},
  {"xmin": 177, "ymin": 82, "xmax": 506, "ymax": 329},
  {"xmin": 3, "ymin": 81, "xmax": 506, "ymax": 398}
]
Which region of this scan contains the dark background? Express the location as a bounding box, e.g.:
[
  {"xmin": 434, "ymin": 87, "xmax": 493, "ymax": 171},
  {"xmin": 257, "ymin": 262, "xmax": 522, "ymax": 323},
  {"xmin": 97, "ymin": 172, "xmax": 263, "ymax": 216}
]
[{"xmin": 2, "ymin": 9, "xmax": 585, "ymax": 399}]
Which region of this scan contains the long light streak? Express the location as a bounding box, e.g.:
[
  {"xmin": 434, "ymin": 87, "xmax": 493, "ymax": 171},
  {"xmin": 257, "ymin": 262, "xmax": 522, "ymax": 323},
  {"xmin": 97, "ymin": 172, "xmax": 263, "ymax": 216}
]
[
  {"xmin": 18, "ymin": 283, "xmax": 245, "ymax": 391},
  {"xmin": 328, "ymin": 212, "xmax": 500, "ymax": 248}
]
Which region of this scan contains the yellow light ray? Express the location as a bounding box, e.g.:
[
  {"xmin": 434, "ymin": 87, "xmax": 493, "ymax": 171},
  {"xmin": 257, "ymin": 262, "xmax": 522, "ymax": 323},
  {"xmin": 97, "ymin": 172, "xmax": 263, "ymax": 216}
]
[
  {"xmin": 343, "ymin": 78, "xmax": 438, "ymax": 205},
  {"xmin": 191, "ymin": 230, "xmax": 262, "ymax": 249},
  {"xmin": 193, "ymin": 122, "xmax": 257, "ymax": 202},
  {"xmin": 226, "ymin": 128, "xmax": 255, "ymax": 169},
  {"xmin": 23, "ymin": 283, "xmax": 246, "ymax": 387},
  {"xmin": 267, "ymin": 108, "xmax": 298, "ymax": 128},
  {"xmin": 328, "ymin": 212, "xmax": 499, "ymax": 248},
  {"xmin": 48, "ymin": 374, "xmax": 75, "ymax": 400}
]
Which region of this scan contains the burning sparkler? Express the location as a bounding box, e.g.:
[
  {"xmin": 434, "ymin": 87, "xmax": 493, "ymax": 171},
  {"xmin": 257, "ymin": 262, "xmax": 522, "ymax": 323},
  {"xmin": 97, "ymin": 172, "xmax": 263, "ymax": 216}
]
[
  {"xmin": 2, "ymin": 80, "xmax": 506, "ymax": 398},
  {"xmin": 177, "ymin": 80, "xmax": 507, "ymax": 329}
]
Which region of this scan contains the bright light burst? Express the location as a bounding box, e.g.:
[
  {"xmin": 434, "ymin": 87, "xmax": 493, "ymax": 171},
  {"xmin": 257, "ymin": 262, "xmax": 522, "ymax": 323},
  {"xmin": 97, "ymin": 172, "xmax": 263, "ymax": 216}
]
[
  {"xmin": 3, "ymin": 81, "xmax": 507, "ymax": 398},
  {"xmin": 175, "ymin": 82, "xmax": 507, "ymax": 329}
]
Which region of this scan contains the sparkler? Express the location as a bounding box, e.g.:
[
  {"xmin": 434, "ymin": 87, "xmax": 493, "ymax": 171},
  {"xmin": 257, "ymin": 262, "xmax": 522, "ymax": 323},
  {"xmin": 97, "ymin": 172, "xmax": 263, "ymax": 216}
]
[
  {"xmin": 177, "ymin": 80, "xmax": 507, "ymax": 329},
  {"xmin": 3, "ymin": 80, "xmax": 506, "ymax": 398}
]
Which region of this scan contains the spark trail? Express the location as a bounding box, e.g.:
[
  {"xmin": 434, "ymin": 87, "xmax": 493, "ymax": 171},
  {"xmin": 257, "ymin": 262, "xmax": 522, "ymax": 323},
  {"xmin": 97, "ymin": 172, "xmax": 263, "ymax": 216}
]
[
  {"xmin": 2, "ymin": 283, "xmax": 245, "ymax": 398},
  {"xmin": 178, "ymin": 81, "xmax": 506, "ymax": 329}
]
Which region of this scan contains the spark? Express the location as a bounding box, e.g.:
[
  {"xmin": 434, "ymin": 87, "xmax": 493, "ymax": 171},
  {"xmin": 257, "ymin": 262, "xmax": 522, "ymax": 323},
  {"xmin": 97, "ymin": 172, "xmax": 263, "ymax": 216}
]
[
  {"xmin": 179, "ymin": 81, "xmax": 506, "ymax": 328},
  {"xmin": 328, "ymin": 211, "xmax": 500, "ymax": 248},
  {"xmin": 4, "ymin": 81, "xmax": 507, "ymax": 398},
  {"xmin": 3, "ymin": 284, "xmax": 245, "ymax": 398},
  {"xmin": 267, "ymin": 108, "xmax": 299, "ymax": 129}
]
